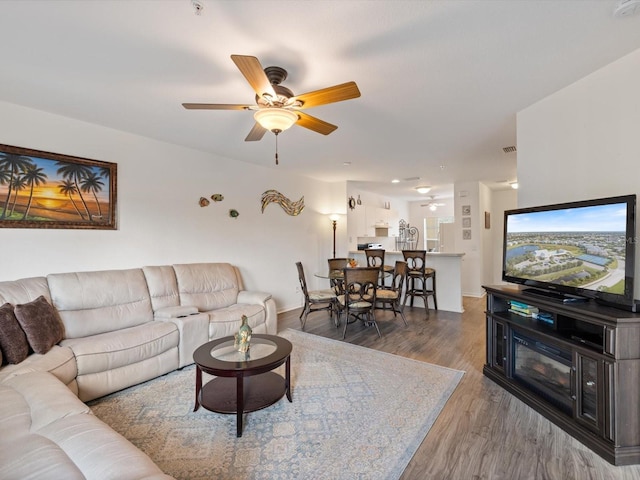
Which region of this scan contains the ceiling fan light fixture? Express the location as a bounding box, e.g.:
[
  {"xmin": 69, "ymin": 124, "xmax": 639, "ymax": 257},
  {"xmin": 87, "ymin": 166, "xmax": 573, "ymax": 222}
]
[
  {"xmin": 429, "ymin": 204, "xmax": 437, "ymax": 212},
  {"xmin": 415, "ymin": 186, "xmax": 431, "ymax": 194},
  {"xmin": 254, "ymin": 108, "xmax": 298, "ymax": 133}
]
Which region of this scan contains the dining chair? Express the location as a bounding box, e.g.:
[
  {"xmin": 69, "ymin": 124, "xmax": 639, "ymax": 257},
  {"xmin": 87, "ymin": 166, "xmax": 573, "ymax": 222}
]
[
  {"xmin": 375, "ymin": 260, "xmax": 408, "ymax": 326},
  {"xmin": 336, "ymin": 266, "xmax": 381, "ymax": 339},
  {"xmin": 296, "ymin": 262, "xmax": 336, "ymax": 329},
  {"xmin": 401, "ymin": 250, "xmax": 437, "ymax": 318},
  {"xmin": 327, "ymin": 258, "xmax": 351, "ymax": 294},
  {"xmin": 364, "ymin": 249, "xmax": 394, "ymax": 287}
]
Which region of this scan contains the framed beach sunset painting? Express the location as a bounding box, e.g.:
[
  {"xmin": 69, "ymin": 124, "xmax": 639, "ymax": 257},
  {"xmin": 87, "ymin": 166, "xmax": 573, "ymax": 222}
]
[{"xmin": 0, "ymin": 144, "xmax": 116, "ymax": 229}]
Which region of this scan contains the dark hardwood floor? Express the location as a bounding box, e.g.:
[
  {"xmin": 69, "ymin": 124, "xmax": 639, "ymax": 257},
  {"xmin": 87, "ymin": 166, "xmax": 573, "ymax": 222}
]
[{"xmin": 277, "ymin": 297, "xmax": 640, "ymax": 480}]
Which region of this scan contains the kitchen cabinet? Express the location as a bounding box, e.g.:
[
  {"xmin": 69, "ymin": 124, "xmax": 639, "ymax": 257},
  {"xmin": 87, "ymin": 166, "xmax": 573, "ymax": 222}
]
[{"xmin": 365, "ymin": 207, "xmax": 398, "ymax": 236}]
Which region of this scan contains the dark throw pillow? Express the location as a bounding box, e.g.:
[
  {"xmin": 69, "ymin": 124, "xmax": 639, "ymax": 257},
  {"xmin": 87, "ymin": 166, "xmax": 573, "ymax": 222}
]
[
  {"xmin": 0, "ymin": 302, "xmax": 30, "ymax": 364},
  {"xmin": 14, "ymin": 296, "xmax": 65, "ymax": 355}
]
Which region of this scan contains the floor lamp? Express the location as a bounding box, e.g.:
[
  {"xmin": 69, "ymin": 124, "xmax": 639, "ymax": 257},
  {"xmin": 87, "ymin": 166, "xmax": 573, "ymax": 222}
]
[{"xmin": 329, "ymin": 214, "xmax": 340, "ymax": 258}]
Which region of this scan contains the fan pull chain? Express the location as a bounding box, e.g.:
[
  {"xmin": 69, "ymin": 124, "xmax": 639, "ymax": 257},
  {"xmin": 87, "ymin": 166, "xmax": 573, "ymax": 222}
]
[{"xmin": 274, "ymin": 131, "xmax": 280, "ymax": 165}]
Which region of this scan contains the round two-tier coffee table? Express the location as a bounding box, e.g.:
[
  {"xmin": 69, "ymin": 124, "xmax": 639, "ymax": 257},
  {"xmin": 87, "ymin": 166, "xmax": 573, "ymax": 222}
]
[{"xmin": 193, "ymin": 334, "xmax": 292, "ymax": 437}]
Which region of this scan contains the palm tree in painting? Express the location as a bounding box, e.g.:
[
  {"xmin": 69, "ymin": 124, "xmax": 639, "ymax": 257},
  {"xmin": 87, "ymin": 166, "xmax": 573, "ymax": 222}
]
[
  {"xmin": 21, "ymin": 165, "xmax": 47, "ymax": 220},
  {"xmin": 80, "ymin": 171, "xmax": 105, "ymax": 219},
  {"xmin": 55, "ymin": 161, "xmax": 93, "ymax": 222},
  {"xmin": 0, "ymin": 153, "xmax": 33, "ymax": 219},
  {"xmin": 8, "ymin": 175, "xmax": 27, "ymax": 217},
  {"xmin": 98, "ymin": 166, "xmax": 111, "ymax": 179},
  {"xmin": 0, "ymin": 166, "xmax": 12, "ymax": 215},
  {"xmin": 58, "ymin": 179, "xmax": 84, "ymax": 219}
]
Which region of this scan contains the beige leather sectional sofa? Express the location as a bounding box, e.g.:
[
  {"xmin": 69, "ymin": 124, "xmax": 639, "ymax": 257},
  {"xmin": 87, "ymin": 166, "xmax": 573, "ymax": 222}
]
[{"xmin": 0, "ymin": 262, "xmax": 277, "ymax": 479}]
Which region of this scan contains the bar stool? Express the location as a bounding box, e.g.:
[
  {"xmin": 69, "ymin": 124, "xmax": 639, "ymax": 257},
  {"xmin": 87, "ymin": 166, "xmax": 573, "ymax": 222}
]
[
  {"xmin": 364, "ymin": 249, "xmax": 394, "ymax": 287},
  {"xmin": 401, "ymin": 250, "xmax": 437, "ymax": 318}
]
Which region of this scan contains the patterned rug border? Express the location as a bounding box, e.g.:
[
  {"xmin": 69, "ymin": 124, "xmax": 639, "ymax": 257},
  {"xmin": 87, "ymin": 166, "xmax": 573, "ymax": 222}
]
[{"xmin": 90, "ymin": 329, "xmax": 465, "ymax": 480}]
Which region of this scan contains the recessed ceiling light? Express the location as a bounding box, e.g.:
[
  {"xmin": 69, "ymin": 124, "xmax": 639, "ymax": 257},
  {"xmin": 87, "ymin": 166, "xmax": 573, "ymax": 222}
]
[
  {"xmin": 415, "ymin": 186, "xmax": 431, "ymax": 194},
  {"xmin": 391, "ymin": 179, "xmax": 400, "ymax": 183},
  {"xmin": 343, "ymin": 161, "xmax": 351, "ymax": 166}
]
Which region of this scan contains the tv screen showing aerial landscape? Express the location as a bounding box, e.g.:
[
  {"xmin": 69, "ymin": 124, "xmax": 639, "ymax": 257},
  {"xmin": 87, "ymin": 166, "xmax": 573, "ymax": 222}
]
[{"xmin": 503, "ymin": 197, "xmax": 635, "ymax": 300}]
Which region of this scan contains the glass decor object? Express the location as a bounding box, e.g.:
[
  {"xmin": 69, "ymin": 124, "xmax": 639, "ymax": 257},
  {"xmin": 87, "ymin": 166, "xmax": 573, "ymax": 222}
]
[{"xmin": 234, "ymin": 315, "xmax": 252, "ymax": 353}]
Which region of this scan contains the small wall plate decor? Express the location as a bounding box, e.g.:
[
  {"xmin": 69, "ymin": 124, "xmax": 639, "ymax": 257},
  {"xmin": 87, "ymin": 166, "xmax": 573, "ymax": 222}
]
[
  {"xmin": 199, "ymin": 197, "xmax": 210, "ymax": 207},
  {"xmin": 229, "ymin": 209, "xmax": 239, "ymax": 218},
  {"xmin": 211, "ymin": 194, "xmax": 224, "ymax": 202},
  {"xmin": 348, "ymin": 196, "xmax": 356, "ymax": 210}
]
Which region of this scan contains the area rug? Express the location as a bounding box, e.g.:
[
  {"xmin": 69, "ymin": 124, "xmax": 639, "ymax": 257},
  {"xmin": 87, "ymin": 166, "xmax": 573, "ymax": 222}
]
[{"xmin": 89, "ymin": 329, "xmax": 464, "ymax": 480}]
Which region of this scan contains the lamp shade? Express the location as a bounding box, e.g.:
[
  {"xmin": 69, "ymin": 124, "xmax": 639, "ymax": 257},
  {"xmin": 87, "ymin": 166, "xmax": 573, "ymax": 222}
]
[{"xmin": 254, "ymin": 108, "xmax": 298, "ymax": 132}]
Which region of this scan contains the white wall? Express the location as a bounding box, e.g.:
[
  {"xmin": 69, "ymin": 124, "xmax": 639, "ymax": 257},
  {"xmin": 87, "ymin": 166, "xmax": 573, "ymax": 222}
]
[
  {"xmin": 517, "ymin": 47, "xmax": 640, "ymax": 299},
  {"xmin": 490, "ymin": 188, "xmax": 518, "ymax": 284},
  {"xmin": 0, "ymin": 100, "xmax": 340, "ymax": 312},
  {"xmin": 453, "ymin": 181, "xmax": 484, "ymax": 296}
]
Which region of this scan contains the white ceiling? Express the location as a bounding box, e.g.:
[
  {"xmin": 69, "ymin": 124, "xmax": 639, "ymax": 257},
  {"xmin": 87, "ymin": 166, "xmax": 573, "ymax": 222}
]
[{"xmin": 1, "ymin": 0, "xmax": 640, "ymax": 203}]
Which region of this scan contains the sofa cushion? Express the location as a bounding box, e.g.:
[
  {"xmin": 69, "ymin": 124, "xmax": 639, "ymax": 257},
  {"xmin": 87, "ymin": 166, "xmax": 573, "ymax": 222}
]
[
  {"xmin": 14, "ymin": 295, "xmax": 65, "ymax": 355},
  {"xmin": 60, "ymin": 321, "xmax": 179, "ymax": 376},
  {"xmin": 0, "ymin": 276, "xmax": 51, "ymax": 306},
  {"xmin": 0, "ymin": 371, "xmax": 172, "ymax": 480},
  {"xmin": 48, "ymin": 268, "xmax": 154, "ymax": 338},
  {"xmin": 173, "ymin": 263, "xmax": 240, "ymax": 310},
  {"xmin": 207, "ymin": 304, "xmax": 266, "ymax": 338},
  {"xmin": 0, "ymin": 303, "xmax": 29, "ymax": 364},
  {"xmin": 0, "ymin": 345, "xmax": 77, "ymax": 387},
  {"xmin": 142, "ymin": 265, "xmax": 181, "ymax": 311}
]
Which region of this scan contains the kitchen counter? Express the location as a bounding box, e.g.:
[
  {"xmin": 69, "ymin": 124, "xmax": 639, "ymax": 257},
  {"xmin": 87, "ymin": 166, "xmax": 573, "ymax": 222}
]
[{"xmin": 349, "ymin": 250, "xmax": 465, "ymax": 313}]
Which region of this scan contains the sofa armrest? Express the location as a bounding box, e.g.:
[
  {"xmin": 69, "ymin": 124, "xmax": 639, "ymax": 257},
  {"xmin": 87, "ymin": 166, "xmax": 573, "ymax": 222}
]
[
  {"xmin": 237, "ymin": 290, "xmax": 272, "ymax": 306},
  {"xmin": 158, "ymin": 313, "xmax": 209, "ymax": 368},
  {"xmin": 236, "ymin": 291, "xmax": 277, "ymax": 335}
]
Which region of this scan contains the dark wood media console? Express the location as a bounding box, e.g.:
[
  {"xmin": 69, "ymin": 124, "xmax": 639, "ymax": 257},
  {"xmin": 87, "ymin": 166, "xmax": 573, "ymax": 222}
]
[{"xmin": 483, "ymin": 284, "xmax": 640, "ymax": 465}]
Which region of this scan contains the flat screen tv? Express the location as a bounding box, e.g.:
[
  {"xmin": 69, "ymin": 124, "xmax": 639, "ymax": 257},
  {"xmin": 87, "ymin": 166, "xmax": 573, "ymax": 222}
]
[{"xmin": 502, "ymin": 194, "xmax": 637, "ymax": 308}]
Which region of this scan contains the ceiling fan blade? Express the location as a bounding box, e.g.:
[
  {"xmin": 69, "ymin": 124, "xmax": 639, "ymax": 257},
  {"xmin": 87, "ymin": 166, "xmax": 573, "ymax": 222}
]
[
  {"xmin": 245, "ymin": 122, "xmax": 267, "ymax": 142},
  {"xmin": 293, "ymin": 82, "xmax": 361, "ymax": 109},
  {"xmin": 296, "ymin": 111, "xmax": 338, "ymax": 135},
  {"xmin": 231, "ymin": 54, "xmax": 277, "ymax": 101},
  {"xmin": 182, "ymin": 103, "xmax": 252, "ymax": 110}
]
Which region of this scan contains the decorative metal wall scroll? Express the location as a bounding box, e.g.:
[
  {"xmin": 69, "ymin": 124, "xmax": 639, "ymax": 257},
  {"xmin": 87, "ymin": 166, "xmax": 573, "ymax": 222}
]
[{"xmin": 261, "ymin": 189, "xmax": 304, "ymax": 216}]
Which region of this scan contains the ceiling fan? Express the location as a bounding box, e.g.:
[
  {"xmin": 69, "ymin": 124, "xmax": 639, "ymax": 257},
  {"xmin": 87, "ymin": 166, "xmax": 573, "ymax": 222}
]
[
  {"xmin": 421, "ymin": 196, "xmax": 446, "ymax": 211},
  {"xmin": 182, "ymin": 54, "xmax": 361, "ymax": 144}
]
